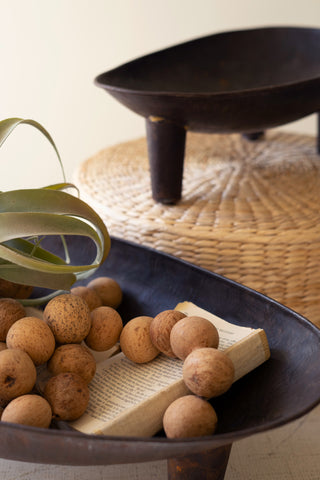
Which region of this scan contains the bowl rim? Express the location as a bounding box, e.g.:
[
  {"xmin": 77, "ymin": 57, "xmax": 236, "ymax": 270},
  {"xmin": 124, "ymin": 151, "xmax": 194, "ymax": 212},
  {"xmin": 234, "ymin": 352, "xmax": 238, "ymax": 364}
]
[{"xmin": 95, "ymin": 25, "xmax": 320, "ymax": 98}]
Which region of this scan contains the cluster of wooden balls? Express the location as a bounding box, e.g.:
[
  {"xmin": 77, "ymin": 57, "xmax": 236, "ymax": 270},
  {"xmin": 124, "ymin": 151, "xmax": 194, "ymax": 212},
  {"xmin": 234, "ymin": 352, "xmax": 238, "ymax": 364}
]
[
  {"xmin": 0, "ymin": 276, "xmax": 123, "ymax": 428},
  {"xmin": 118, "ymin": 309, "xmax": 235, "ymax": 439},
  {"xmin": 0, "ymin": 274, "xmax": 235, "ymax": 439},
  {"xmin": 151, "ymin": 310, "xmax": 235, "ymax": 439}
]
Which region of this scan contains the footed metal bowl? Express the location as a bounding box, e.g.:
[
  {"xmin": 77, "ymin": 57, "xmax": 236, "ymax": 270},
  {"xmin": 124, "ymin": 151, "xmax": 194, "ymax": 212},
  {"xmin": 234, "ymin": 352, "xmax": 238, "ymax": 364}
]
[{"xmin": 95, "ymin": 26, "xmax": 320, "ymax": 203}]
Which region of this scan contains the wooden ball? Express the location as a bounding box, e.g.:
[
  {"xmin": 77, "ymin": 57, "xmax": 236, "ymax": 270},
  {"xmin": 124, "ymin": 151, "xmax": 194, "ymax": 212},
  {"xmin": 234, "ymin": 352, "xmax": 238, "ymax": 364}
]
[
  {"xmin": 150, "ymin": 310, "xmax": 186, "ymax": 357},
  {"xmin": 87, "ymin": 277, "xmax": 122, "ymax": 308},
  {"xmin": 120, "ymin": 316, "xmax": 159, "ymax": 363},
  {"xmin": 13, "ymin": 284, "xmax": 34, "ymax": 300},
  {"xmin": 48, "ymin": 344, "xmax": 96, "ymax": 384},
  {"xmin": 7, "ymin": 316, "xmax": 56, "ymax": 366},
  {"xmin": 85, "ymin": 306, "xmax": 123, "ymax": 352},
  {"xmin": 0, "ymin": 349, "xmax": 37, "ymax": 402},
  {"xmin": 44, "ymin": 294, "xmax": 91, "ymax": 344},
  {"xmin": 0, "ymin": 298, "xmax": 26, "ymax": 341},
  {"xmin": 0, "ymin": 279, "xmax": 33, "ymax": 299},
  {"xmin": 70, "ymin": 285, "xmax": 103, "ymax": 311},
  {"xmin": 0, "ymin": 279, "xmax": 20, "ymax": 298},
  {"xmin": 170, "ymin": 316, "xmax": 219, "ymax": 360},
  {"xmin": 44, "ymin": 372, "xmax": 89, "ymax": 421},
  {"xmin": 183, "ymin": 348, "xmax": 235, "ymax": 398},
  {"xmin": 163, "ymin": 395, "xmax": 218, "ymax": 438},
  {"xmin": 2, "ymin": 394, "xmax": 52, "ymax": 428}
]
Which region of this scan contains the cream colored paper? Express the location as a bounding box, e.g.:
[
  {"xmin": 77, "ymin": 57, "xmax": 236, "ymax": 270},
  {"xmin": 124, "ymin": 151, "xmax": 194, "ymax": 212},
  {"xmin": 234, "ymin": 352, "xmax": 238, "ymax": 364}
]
[
  {"xmin": 72, "ymin": 352, "xmax": 187, "ymax": 435},
  {"xmin": 71, "ymin": 302, "xmax": 270, "ymax": 436}
]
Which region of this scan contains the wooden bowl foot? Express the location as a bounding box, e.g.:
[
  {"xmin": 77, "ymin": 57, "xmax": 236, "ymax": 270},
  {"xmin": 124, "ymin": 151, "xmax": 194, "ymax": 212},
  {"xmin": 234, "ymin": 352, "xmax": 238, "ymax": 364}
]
[
  {"xmin": 317, "ymin": 112, "xmax": 320, "ymax": 154},
  {"xmin": 167, "ymin": 444, "xmax": 232, "ymax": 480},
  {"xmin": 242, "ymin": 131, "xmax": 265, "ymax": 141},
  {"xmin": 146, "ymin": 117, "xmax": 186, "ymax": 204}
]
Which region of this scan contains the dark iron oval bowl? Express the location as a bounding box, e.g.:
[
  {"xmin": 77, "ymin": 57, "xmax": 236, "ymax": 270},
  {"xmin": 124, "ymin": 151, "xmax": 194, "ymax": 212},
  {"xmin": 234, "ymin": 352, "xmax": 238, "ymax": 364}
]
[
  {"xmin": 95, "ymin": 26, "xmax": 320, "ymax": 133},
  {"xmin": 0, "ymin": 235, "xmax": 319, "ymax": 465}
]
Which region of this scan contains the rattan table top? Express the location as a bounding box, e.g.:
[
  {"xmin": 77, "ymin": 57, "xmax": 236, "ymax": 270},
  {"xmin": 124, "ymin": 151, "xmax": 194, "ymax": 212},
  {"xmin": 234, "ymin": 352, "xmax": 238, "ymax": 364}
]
[{"xmin": 74, "ymin": 130, "xmax": 320, "ymax": 327}]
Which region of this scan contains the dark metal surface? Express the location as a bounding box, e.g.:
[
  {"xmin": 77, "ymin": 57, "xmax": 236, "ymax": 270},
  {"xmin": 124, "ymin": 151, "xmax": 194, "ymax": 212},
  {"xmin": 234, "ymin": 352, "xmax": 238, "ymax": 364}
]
[
  {"xmin": 167, "ymin": 445, "xmax": 232, "ymax": 480},
  {"xmin": 95, "ymin": 26, "xmax": 320, "ymax": 130},
  {"xmin": 146, "ymin": 118, "xmax": 186, "ymax": 204},
  {"xmin": 0, "ymin": 235, "xmax": 319, "ymax": 468},
  {"xmin": 95, "ymin": 26, "xmax": 320, "ymax": 202}
]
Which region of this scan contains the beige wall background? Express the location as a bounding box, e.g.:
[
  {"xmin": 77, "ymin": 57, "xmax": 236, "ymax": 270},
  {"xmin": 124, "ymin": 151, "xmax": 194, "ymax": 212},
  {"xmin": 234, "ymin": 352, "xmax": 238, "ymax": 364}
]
[{"xmin": 1, "ymin": 0, "xmax": 319, "ymax": 190}]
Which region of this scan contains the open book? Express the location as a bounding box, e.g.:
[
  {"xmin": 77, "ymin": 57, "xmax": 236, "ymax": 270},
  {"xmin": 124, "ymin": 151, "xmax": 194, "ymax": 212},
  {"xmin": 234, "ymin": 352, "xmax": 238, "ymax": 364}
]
[{"xmin": 71, "ymin": 302, "xmax": 270, "ymax": 436}]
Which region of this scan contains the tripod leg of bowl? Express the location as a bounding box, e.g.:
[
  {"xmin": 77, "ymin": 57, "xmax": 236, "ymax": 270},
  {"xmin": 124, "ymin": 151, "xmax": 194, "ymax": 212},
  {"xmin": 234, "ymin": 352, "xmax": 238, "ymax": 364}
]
[
  {"xmin": 146, "ymin": 117, "xmax": 186, "ymax": 204},
  {"xmin": 317, "ymin": 112, "xmax": 320, "ymax": 154},
  {"xmin": 167, "ymin": 444, "xmax": 232, "ymax": 480},
  {"xmin": 242, "ymin": 131, "xmax": 264, "ymax": 141}
]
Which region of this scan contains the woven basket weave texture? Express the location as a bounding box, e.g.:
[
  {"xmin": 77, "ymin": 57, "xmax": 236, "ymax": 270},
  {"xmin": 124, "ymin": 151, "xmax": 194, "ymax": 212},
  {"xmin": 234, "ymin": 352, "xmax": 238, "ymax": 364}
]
[{"xmin": 74, "ymin": 131, "xmax": 320, "ymax": 327}]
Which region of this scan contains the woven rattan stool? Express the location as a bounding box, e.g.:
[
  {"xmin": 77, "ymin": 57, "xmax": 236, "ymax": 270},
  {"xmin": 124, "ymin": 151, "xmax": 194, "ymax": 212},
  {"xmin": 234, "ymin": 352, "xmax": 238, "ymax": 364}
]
[{"xmin": 74, "ymin": 131, "xmax": 320, "ymax": 327}]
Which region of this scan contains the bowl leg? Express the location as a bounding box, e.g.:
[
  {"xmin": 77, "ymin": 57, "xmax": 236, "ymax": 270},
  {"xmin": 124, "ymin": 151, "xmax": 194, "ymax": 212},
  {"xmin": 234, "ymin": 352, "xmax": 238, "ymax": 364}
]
[
  {"xmin": 167, "ymin": 444, "xmax": 232, "ymax": 480},
  {"xmin": 242, "ymin": 131, "xmax": 264, "ymax": 141},
  {"xmin": 146, "ymin": 117, "xmax": 186, "ymax": 204},
  {"xmin": 317, "ymin": 112, "xmax": 320, "ymax": 154}
]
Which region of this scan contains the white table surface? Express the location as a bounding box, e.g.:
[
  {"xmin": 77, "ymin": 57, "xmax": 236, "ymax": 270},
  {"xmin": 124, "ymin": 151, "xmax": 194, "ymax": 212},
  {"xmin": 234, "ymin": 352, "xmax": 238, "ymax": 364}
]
[{"xmin": 0, "ymin": 403, "xmax": 318, "ymax": 479}]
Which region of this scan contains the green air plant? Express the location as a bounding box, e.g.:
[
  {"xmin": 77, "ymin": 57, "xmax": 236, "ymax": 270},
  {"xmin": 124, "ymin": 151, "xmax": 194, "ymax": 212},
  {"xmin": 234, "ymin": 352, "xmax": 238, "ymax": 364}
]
[{"xmin": 0, "ymin": 118, "xmax": 110, "ymax": 305}]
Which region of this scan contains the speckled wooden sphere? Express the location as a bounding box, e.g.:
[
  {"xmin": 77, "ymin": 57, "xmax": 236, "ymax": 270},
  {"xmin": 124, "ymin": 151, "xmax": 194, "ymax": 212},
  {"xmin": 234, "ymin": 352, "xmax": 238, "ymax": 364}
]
[
  {"xmin": 87, "ymin": 277, "xmax": 122, "ymax": 308},
  {"xmin": 183, "ymin": 347, "xmax": 235, "ymax": 398},
  {"xmin": 0, "ymin": 349, "xmax": 37, "ymax": 402},
  {"xmin": 170, "ymin": 316, "xmax": 219, "ymax": 360},
  {"xmin": 6, "ymin": 316, "xmax": 56, "ymax": 366},
  {"xmin": 44, "ymin": 372, "xmax": 90, "ymax": 421},
  {"xmin": 85, "ymin": 306, "xmax": 123, "ymax": 352},
  {"xmin": 163, "ymin": 395, "xmax": 218, "ymax": 438},
  {"xmin": 70, "ymin": 285, "xmax": 103, "ymax": 311},
  {"xmin": 48, "ymin": 344, "xmax": 96, "ymax": 384},
  {"xmin": 0, "ymin": 279, "xmax": 19, "ymax": 298},
  {"xmin": 150, "ymin": 310, "xmax": 186, "ymax": 357},
  {"xmin": 1, "ymin": 394, "xmax": 52, "ymax": 428},
  {"xmin": 0, "ymin": 279, "xmax": 33, "ymax": 299},
  {"xmin": 0, "ymin": 298, "xmax": 26, "ymax": 341},
  {"xmin": 120, "ymin": 316, "xmax": 160, "ymax": 363},
  {"xmin": 43, "ymin": 294, "xmax": 91, "ymax": 344}
]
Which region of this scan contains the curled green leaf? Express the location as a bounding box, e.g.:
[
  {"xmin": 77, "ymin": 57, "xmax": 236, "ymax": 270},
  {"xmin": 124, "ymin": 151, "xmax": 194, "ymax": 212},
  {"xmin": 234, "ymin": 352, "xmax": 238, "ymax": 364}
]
[{"xmin": 0, "ymin": 118, "xmax": 111, "ymax": 304}]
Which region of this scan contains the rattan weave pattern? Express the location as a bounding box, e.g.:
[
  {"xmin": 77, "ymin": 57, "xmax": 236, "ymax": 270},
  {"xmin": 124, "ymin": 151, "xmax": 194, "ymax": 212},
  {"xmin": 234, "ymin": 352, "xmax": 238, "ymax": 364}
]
[{"xmin": 74, "ymin": 131, "xmax": 320, "ymax": 327}]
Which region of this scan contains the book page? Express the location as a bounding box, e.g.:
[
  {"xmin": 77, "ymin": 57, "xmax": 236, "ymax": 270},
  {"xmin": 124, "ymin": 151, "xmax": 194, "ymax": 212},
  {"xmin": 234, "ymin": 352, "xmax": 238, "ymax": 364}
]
[
  {"xmin": 71, "ymin": 302, "xmax": 270, "ymax": 436},
  {"xmin": 226, "ymin": 330, "xmax": 270, "ymax": 381},
  {"xmin": 86, "ymin": 353, "xmax": 183, "ymax": 422},
  {"xmin": 71, "ymin": 353, "xmax": 187, "ymax": 435}
]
